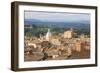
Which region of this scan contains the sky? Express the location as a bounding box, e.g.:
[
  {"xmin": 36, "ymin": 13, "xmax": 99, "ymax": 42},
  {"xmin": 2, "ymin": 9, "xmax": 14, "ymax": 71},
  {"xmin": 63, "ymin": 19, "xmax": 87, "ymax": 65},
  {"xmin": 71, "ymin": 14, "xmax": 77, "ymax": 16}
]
[{"xmin": 24, "ymin": 11, "xmax": 90, "ymax": 22}]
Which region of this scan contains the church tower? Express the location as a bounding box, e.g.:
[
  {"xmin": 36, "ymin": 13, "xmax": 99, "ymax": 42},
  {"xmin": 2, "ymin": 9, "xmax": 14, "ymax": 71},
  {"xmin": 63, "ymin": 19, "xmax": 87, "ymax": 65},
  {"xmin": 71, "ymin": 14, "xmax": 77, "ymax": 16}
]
[{"xmin": 45, "ymin": 28, "xmax": 51, "ymax": 41}]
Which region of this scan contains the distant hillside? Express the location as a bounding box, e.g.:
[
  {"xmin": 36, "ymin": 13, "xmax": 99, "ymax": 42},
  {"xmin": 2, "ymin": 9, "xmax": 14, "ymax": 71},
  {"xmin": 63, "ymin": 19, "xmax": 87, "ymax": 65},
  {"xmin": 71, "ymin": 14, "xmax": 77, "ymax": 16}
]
[
  {"xmin": 24, "ymin": 19, "xmax": 90, "ymax": 30},
  {"xmin": 24, "ymin": 19, "xmax": 90, "ymax": 36}
]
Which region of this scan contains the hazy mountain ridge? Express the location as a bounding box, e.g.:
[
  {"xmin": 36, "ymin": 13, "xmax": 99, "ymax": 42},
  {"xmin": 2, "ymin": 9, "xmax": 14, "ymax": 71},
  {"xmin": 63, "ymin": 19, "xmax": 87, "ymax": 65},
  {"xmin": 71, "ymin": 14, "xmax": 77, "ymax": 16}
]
[{"xmin": 24, "ymin": 19, "xmax": 90, "ymax": 30}]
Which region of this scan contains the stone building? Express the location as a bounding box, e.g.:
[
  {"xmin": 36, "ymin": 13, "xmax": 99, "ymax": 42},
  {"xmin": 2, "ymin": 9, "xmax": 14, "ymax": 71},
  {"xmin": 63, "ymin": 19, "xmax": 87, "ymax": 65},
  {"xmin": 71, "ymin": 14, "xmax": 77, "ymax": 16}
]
[
  {"xmin": 63, "ymin": 28, "xmax": 74, "ymax": 39},
  {"xmin": 74, "ymin": 40, "xmax": 82, "ymax": 52}
]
